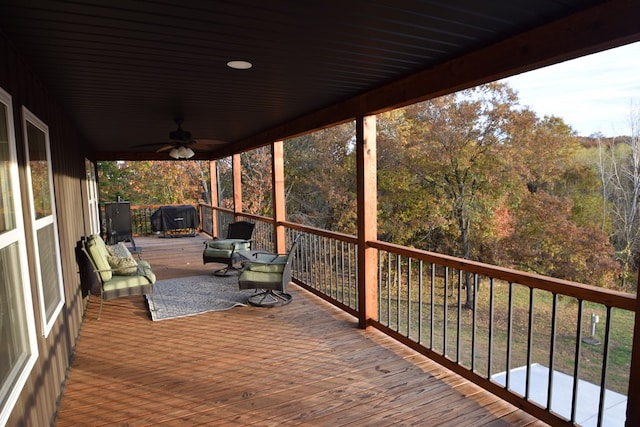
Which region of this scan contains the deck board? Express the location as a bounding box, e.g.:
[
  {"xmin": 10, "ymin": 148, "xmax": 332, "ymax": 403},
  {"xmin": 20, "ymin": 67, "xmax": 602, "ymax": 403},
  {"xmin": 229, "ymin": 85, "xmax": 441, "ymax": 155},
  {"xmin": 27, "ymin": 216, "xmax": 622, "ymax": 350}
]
[{"xmin": 55, "ymin": 234, "xmax": 547, "ymax": 426}]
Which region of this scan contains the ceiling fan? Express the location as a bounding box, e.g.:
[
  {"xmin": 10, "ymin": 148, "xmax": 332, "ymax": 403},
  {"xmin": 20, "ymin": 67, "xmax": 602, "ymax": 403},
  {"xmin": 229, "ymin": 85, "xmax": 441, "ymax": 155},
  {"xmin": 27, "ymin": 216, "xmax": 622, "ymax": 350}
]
[
  {"xmin": 137, "ymin": 117, "xmax": 225, "ymax": 159},
  {"xmin": 164, "ymin": 118, "xmax": 197, "ymax": 158}
]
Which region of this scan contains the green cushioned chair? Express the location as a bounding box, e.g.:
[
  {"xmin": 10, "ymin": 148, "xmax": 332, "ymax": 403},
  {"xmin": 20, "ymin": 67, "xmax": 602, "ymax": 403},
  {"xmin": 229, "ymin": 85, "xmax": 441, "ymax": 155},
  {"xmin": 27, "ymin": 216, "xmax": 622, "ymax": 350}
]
[
  {"xmin": 203, "ymin": 221, "xmax": 255, "ymax": 276},
  {"xmin": 78, "ymin": 234, "xmax": 155, "ymax": 319},
  {"xmin": 238, "ymin": 235, "xmax": 302, "ymax": 307}
]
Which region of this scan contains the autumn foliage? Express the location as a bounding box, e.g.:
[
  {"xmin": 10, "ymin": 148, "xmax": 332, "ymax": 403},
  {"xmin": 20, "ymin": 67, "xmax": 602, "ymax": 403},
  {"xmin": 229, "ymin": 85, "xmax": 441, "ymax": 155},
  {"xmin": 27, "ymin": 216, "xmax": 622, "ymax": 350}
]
[{"xmin": 98, "ymin": 160, "xmax": 210, "ymax": 205}]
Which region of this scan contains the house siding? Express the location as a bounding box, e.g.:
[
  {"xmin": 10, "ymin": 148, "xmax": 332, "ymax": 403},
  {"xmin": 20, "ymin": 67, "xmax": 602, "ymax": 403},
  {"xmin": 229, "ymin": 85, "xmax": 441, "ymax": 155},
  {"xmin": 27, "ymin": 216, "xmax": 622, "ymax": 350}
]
[{"xmin": 1, "ymin": 30, "xmax": 91, "ymax": 426}]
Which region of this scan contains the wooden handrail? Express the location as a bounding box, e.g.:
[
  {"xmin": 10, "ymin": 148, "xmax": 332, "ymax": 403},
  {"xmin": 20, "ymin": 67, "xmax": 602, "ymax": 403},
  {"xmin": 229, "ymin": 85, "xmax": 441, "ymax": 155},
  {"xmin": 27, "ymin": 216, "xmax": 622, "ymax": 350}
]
[
  {"xmin": 369, "ymin": 240, "xmax": 636, "ymax": 311},
  {"xmin": 280, "ymin": 221, "xmax": 358, "ymax": 244}
]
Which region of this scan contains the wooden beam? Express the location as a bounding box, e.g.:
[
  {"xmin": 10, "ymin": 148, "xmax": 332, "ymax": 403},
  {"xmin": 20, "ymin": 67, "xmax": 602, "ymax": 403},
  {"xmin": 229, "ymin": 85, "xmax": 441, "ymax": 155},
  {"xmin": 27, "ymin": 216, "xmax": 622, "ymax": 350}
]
[
  {"xmin": 94, "ymin": 151, "xmax": 213, "ymax": 161},
  {"xmin": 272, "ymin": 141, "xmax": 286, "ymax": 253},
  {"xmin": 357, "ymin": 115, "xmax": 378, "ymax": 329},
  {"xmin": 211, "ymin": 0, "xmax": 640, "ymax": 159},
  {"xmin": 232, "ymin": 154, "xmax": 242, "ymax": 216},
  {"xmin": 208, "ymin": 160, "xmax": 219, "ymax": 237}
]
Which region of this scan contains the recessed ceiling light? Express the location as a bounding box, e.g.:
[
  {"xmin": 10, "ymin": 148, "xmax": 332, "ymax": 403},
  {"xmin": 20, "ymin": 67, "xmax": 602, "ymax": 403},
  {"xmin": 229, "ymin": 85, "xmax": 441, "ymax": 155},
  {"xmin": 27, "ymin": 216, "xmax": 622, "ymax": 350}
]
[{"xmin": 227, "ymin": 60, "xmax": 252, "ymax": 70}]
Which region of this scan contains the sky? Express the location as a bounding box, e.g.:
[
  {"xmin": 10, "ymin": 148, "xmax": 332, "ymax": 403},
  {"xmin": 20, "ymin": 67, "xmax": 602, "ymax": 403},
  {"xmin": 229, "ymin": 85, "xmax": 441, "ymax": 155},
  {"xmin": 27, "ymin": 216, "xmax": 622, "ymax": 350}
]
[{"xmin": 500, "ymin": 41, "xmax": 640, "ymax": 137}]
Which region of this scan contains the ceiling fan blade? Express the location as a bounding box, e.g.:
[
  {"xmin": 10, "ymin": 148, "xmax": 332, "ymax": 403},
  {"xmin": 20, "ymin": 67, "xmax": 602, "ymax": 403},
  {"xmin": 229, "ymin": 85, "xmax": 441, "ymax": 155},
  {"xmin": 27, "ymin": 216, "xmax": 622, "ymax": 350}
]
[
  {"xmin": 156, "ymin": 144, "xmax": 175, "ymax": 153},
  {"xmin": 130, "ymin": 119, "xmax": 224, "ymax": 156},
  {"xmin": 192, "ymin": 139, "xmax": 227, "ymax": 148},
  {"xmin": 133, "ymin": 142, "xmax": 169, "ymax": 148}
]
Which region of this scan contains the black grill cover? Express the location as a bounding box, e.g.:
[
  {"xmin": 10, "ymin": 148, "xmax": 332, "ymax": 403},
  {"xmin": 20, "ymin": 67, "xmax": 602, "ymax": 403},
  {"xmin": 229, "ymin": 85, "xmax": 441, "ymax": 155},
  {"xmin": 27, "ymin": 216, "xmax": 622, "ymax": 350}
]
[{"xmin": 151, "ymin": 205, "xmax": 199, "ymax": 232}]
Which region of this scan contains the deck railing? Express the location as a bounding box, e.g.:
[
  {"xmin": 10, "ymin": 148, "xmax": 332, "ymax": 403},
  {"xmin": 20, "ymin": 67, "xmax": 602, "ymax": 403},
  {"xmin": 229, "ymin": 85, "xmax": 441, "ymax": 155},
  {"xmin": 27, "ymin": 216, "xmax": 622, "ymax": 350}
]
[
  {"xmin": 369, "ymin": 241, "xmax": 634, "ymax": 427},
  {"xmin": 199, "ymin": 203, "xmax": 214, "ymax": 235},
  {"xmin": 285, "ymin": 223, "xmax": 359, "ymax": 314},
  {"xmin": 129, "ymin": 204, "xmax": 166, "ymax": 234},
  {"xmin": 200, "ymin": 205, "xmax": 636, "ymax": 426}
]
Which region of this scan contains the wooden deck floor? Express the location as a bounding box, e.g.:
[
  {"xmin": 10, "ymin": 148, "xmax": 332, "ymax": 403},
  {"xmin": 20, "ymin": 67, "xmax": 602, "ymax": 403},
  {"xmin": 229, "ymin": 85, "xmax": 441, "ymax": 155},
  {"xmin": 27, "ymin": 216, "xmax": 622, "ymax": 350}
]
[{"xmin": 55, "ymin": 234, "xmax": 548, "ymax": 426}]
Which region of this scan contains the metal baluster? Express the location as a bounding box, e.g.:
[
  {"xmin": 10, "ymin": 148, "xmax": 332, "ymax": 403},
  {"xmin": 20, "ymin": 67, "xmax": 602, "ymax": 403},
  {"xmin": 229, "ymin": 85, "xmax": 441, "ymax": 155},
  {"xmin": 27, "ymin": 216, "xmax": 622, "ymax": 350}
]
[
  {"xmin": 333, "ymin": 238, "xmax": 337, "ymax": 300},
  {"xmin": 443, "ymin": 266, "xmax": 449, "ymax": 357},
  {"xmin": 457, "ymin": 269, "xmax": 462, "ymax": 363},
  {"xmin": 488, "ymin": 277, "xmax": 494, "ymax": 379},
  {"xmin": 322, "ymin": 236, "xmax": 328, "ymax": 294},
  {"xmin": 525, "ymin": 287, "xmax": 534, "ymax": 400},
  {"xmin": 353, "ymin": 244, "xmax": 358, "ymax": 309},
  {"xmin": 396, "ymin": 254, "xmax": 401, "ymax": 332},
  {"xmin": 506, "ymin": 282, "xmax": 514, "ymax": 390},
  {"xmin": 418, "ymin": 260, "xmax": 424, "ymax": 345},
  {"xmin": 340, "ymin": 240, "xmax": 345, "ymax": 303},
  {"xmin": 472, "ymin": 273, "xmax": 478, "ymax": 372},
  {"xmin": 430, "ymin": 263, "xmax": 435, "ymax": 350},
  {"xmin": 571, "ymin": 300, "xmax": 584, "ymax": 424},
  {"xmin": 377, "ymin": 251, "xmax": 382, "ymax": 320},
  {"xmin": 407, "ymin": 257, "xmax": 412, "ymax": 338},
  {"xmin": 597, "ymin": 306, "xmax": 612, "ymax": 427},
  {"xmin": 313, "ymin": 234, "xmax": 319, "ymax": 291},
  {"xmin": 547, "ymin": 293, "xmax": 558, "ymax": 411},
  {"xmin": 387, "ymin": 252, "xmax": 391, "ymax": 326}
]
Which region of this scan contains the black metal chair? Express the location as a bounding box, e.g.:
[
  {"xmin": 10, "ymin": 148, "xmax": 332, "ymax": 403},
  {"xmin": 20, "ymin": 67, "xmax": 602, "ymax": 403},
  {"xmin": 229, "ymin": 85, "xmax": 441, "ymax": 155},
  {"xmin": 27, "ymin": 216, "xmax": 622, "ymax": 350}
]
[
  {"xmin": 202, "ymin": 221, "xmax": 255, "ymax": 276},
  {"xmin": 237, "ymin": 235, "xmax": 302, "ymax": 307}
]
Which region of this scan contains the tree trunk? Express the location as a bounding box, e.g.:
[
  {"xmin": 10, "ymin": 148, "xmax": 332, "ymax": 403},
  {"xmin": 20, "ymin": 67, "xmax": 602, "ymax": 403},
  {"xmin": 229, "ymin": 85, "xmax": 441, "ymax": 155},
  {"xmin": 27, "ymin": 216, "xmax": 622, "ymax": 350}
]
[{"xmin": 455, "ymin": 200, "xmax": 475, "ymax": 309}]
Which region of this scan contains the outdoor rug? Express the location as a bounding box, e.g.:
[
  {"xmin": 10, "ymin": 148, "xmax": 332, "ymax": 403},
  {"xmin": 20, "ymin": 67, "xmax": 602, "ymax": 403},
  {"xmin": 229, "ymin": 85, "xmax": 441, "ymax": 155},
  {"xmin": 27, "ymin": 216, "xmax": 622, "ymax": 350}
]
[{"xmin": 145, "ymin": 274, "xmax": 256, "ymax": 321}]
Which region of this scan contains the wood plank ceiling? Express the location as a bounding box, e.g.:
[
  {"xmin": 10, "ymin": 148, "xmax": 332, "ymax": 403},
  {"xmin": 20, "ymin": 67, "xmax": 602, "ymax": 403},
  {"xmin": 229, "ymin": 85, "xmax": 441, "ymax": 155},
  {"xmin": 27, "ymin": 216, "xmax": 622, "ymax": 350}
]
[{"xmin": 0, "ymin": 0, "xmax": 634, "ymax": 160}]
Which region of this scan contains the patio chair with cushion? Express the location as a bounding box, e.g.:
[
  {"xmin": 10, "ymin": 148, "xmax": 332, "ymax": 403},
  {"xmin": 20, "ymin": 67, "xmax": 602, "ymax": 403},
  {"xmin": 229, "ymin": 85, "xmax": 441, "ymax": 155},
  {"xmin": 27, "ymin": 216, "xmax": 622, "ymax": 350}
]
[
  {"xmin": 238, "ymin": 234, "xmax": 302, "ymax": 307},
  {"xmin": 202, "ymin": 220, "xmax": 255, "ymax": 276},
  {"xmin": 77, "ymin": 234, "xmax": 156, "ymax": 319}
]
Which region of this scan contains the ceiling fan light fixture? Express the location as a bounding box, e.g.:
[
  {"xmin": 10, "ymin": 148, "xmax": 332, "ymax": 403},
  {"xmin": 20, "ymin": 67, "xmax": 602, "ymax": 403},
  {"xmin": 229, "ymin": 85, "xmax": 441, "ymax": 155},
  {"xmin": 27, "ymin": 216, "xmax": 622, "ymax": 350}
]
[
  {"xmin": 183, "ymin": 146, "xmax": 195, "ymax": 158},
  {"xmin": 168, "ymin": 145, "xmax": 195, "ymax": 159},
  {"xmin": 169, "ymin": 147, "xmax": 181, "ymax": 159}
]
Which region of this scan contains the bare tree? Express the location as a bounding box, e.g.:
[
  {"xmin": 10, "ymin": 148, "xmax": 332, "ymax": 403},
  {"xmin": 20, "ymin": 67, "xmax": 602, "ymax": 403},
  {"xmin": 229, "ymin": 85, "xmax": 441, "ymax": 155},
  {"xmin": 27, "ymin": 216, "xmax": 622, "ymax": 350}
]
[
  {"xmin": 595, "ymin": 134, "xmax": 613, "ymax": 231},
  {"xmin": 603, "ymin": 102, "xmax": 640, "ymax": 288}
]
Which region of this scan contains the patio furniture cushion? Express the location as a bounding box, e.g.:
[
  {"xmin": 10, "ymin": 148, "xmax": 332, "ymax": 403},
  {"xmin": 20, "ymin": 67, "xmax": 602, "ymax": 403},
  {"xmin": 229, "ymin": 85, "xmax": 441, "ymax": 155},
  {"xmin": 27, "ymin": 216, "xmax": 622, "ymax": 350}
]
[
  {"xmin": 103, "ymin": 241, "xmax": 139, "ymax": 275},
  {"xmin": 86, "ymin": 234, "xmax": 113, "ymax": 282},
  {"xmin": 238, "ymin": 268, "xmax": 284, "ymax": 284},
  {"xmin": 137, "ymin": 260, "xmax": 151, "ymax": 269},
  {"xmin": 240, "ymin": 256, "xmax": 288, "ymax": 282},
  {"xmin": 102, "ymin": 272, "xmax": 156, "ymax": 294},
  {"xmin": 107, "ymin": 255, "xmax": 138, "ymax": 275},
  {"xmin": 107, "ymin": 242, "xmax": 133, "ymax": 258},
  {"xmin": 204, "ymin": 238, "xmax": 251, "ymax": 257}
]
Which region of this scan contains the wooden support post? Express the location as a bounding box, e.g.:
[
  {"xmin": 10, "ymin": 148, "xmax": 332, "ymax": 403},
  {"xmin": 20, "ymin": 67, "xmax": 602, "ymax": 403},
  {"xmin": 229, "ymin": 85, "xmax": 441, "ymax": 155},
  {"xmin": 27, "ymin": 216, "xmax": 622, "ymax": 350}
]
[
  {"xmin": 272, "ymin": 141, "xmax": 286, "ymax": 253},
  {"xmin": 232, "ymin": 153, "xmax": 242, "ymax": 219},
  {"xmin": 357, "ymin": 114, "xmax": 378, "ymax": 329},
  {"xmin": 208, "ymin": 160, "xmax": 219, "ymax": 237},
  {"xmin": 626, "ymin": 269, "xmax": 640, "ymax": 426}
]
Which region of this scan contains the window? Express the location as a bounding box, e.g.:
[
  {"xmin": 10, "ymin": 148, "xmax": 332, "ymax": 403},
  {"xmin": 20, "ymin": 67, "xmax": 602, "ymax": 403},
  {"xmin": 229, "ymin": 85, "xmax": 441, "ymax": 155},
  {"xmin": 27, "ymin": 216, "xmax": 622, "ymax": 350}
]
[
  {"xmin": 22, "ymin": 107, "xmax": 64, "ymax": 336},
  {"xmin": 0, "ymin": 88, "xmax": 38, "ymax": 426}
]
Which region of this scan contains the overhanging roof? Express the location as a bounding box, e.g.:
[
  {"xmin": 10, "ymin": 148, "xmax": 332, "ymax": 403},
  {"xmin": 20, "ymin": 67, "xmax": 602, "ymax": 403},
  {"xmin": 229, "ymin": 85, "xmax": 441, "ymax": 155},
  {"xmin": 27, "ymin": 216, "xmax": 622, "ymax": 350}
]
[{"xmin": 0, "ymin": 0, "xmax": 638, "ymax": 160}]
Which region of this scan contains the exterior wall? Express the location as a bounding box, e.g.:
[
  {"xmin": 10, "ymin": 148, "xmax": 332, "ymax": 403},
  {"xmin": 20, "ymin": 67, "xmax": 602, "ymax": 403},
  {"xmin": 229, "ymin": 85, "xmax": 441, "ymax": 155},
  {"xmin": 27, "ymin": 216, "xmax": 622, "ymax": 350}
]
[{"xmin": 0, "ymin": 31, "xmax": 91, "ymax": 426}]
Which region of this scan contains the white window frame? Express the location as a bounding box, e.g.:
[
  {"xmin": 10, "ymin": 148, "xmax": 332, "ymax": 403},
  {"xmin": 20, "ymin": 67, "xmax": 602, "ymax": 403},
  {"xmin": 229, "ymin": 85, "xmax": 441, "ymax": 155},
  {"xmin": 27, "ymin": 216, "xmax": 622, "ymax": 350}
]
[
  {"xmin": 85, "ymin": 158, "xmax": 100, "ymax": 235},
  {"xmin": 0, "ymin": 88, "xmax": 38, "ymax": 427},
  {"xmin": 22, "ymin": 107, "xmax": 65, "ymax": 337}
]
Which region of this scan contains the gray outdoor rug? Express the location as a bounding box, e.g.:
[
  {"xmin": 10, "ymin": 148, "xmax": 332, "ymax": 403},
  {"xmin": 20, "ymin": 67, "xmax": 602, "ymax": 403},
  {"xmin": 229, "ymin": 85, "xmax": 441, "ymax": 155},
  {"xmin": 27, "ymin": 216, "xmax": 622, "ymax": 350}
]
[{"xmin": 145, "ymin": 274, "xmax": 256, "ymax": 321}]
